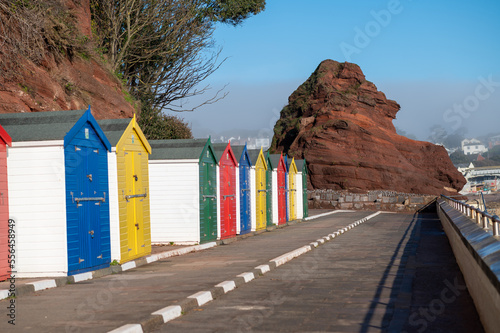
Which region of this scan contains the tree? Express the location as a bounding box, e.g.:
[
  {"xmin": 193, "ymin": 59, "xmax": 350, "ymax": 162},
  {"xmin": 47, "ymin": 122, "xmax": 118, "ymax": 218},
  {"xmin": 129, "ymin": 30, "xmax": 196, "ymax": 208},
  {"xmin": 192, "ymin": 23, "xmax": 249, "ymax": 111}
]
[
  {"xmin": 90, "ymin": 0, "xmax": 265, "ymax": 112},
  {"xmin": 489, "ymin": 145, "xmax": 500, "ymax": 162},
  {"xmin": 449, "ymin": 150, "xmax": 471, "ymax": 165},
  {"xmin": 202, "ymin": 0, "xmax": 266, "ymax": 25},
  {"xmin": 427, "ymin": 124, "xmax": 447, "ymax": 144},
  {"xmin": 138, "ymin": 104, "xmax": 193, "ymax": 140}
]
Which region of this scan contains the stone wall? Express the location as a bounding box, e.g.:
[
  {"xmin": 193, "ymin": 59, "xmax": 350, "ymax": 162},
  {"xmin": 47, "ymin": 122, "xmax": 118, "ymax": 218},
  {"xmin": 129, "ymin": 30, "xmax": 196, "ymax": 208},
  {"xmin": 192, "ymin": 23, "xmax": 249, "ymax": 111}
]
[{"xmin": 308, "ymin": 189, "xmax": 436, "ymax": 212}]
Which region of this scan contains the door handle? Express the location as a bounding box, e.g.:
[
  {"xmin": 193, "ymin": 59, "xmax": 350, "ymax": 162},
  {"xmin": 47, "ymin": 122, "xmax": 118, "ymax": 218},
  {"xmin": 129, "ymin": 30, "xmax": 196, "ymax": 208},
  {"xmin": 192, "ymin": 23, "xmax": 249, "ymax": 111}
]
[{"xmin": 135, "ymin": 223, "xmax": 139, "ymax": 230}]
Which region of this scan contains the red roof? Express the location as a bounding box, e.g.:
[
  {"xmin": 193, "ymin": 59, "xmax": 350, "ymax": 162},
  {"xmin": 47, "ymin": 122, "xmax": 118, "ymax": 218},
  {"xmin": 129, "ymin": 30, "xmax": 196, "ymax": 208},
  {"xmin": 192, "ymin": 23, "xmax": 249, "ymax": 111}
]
[{"xmin": 0, "ymin": 124, "xmax": 11, "ymax": 146}]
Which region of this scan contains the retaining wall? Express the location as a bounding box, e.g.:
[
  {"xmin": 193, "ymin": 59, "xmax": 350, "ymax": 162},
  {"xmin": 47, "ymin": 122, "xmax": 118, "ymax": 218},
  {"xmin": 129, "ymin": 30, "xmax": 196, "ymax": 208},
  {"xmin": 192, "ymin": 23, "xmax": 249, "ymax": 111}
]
[
  {"xmin": 437, "ymin": 198, "xmax": 500, "ymax": 333},
  {"xmin": 308, "ymin": 190, "xmax": 436, "ymax": 212}
]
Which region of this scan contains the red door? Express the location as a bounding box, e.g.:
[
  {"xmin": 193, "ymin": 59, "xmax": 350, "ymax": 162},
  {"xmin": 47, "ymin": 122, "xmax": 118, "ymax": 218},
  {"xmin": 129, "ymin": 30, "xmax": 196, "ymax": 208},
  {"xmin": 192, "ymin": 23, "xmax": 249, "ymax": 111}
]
[
  {"xmin": 220, "ymin": 157, "xmax": 236, "ymax": 239},
  {"xmin": 0, "ymin": 141, "xmax": 10, "ymax": 280},
  {"xmin": 277, "ymin": 160, "xmax": 286, "ymax": 225}
]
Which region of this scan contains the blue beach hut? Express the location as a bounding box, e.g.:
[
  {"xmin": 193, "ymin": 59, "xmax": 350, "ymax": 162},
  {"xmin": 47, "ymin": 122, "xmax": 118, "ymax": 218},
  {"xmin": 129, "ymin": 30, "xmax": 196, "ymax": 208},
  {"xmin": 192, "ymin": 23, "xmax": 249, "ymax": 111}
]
[
  {"xmin": 1, "ymin": 107, "xmax": 112, "ymax": 277},
  {"xmin": 232, "ymin": 145, "xmax": 252, "ymax": 235}
]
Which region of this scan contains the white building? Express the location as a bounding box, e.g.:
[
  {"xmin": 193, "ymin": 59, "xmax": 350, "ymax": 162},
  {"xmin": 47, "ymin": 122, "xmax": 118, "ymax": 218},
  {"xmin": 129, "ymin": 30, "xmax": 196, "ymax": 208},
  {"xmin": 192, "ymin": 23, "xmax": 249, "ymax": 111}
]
[{"xmin": 461, "ymin": 138, "xmax": 488, "ymax": 155}]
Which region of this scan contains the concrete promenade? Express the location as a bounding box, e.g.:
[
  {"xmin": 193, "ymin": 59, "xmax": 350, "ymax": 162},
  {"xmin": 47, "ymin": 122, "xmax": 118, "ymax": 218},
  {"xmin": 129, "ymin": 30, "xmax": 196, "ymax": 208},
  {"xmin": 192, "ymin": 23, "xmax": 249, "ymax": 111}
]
[
  {"xmin": 157, "ymin": 212, "xmax": 484, "ymax": 333},
  {"xmin": 0, "ymin": 211, "xmax": 483, "ymax": 332}
]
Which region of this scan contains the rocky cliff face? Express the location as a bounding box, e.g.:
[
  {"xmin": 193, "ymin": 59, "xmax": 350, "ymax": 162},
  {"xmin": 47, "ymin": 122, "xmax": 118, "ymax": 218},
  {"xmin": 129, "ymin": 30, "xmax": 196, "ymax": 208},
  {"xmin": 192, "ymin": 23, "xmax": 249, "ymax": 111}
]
[
  {"xmin": 271, "ymin": 60, "xmax": 466, "ymax": 196},
  {"xmin": 0, "ymin": 0, "xmax": 135, "ymax": 119}
]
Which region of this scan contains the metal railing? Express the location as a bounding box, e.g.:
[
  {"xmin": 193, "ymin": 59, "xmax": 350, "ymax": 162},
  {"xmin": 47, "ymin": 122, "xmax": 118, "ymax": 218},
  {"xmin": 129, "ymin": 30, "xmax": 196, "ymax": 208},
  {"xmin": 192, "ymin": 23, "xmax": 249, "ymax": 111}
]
[{"xmin": 442, "ymin": 195, "xmax": 500, "ymax": 236}]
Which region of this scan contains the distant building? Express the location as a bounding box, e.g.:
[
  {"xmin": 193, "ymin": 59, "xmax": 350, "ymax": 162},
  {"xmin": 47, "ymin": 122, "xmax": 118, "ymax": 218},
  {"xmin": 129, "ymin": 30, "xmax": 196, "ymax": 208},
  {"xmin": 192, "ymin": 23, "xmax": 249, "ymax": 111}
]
[
  {"xmin": 247, "ymin": 137, "xmax": 270, "ymax": 150},
  {"xmin": 458, "ymin": 160, "xmax": 500, "ymax": 194},
  {"xmin": 489, "ymin": 134, "xmax": 500, "ymax": 149},
  {"xmin": 461, "ymin": 138, "xmax": 488, "ymax": 155}
]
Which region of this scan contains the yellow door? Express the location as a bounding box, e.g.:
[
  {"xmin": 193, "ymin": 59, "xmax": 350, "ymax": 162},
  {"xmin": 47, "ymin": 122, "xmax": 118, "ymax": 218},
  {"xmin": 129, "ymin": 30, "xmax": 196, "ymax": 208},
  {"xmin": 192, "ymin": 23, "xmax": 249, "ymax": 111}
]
[
  {"xmin": 255, "ymin": 166, "xmax": 267, "ymax": 230},
  {"xmin": 125, "ymin": 151, "xmax": 146, "ymax": 259},
  {"xmin": 289, "ymin": 169, "xmax": 296, "ymax": 221}
]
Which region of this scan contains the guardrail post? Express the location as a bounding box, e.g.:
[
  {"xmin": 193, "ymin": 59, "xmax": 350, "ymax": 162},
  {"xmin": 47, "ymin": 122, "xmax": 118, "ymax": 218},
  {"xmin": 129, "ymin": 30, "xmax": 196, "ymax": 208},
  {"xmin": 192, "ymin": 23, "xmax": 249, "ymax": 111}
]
[
  {"xmin": 493, "ymin": 221, "xmax": 500, "ymax": 237},
  {"xmin": 483, "ymin": 214, "xmax": 489, "ymax": 230}
]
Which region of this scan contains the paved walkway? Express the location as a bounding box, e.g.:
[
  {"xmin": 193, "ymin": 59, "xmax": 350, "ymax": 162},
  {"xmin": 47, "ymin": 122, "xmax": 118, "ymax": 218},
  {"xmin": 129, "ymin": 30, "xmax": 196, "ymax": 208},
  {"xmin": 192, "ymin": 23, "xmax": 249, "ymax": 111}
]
[
  {"xmin": 0, "ymin": 211, "xmax": 370, "ymax": 332},
  {"xmin": 0, "ymin": 211, "xmax": 483, "ymax": 332},
  {"xmin": 155, "ymin": 213, "xmax": 483, "ymax": 332}
]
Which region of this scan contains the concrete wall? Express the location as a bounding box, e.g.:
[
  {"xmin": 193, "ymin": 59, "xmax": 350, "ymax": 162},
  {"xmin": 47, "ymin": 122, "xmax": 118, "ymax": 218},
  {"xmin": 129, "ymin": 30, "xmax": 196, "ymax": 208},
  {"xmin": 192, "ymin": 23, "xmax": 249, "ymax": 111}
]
[
  {"xmin": 309, "ymin": 189, "xmax": 436, "ymax": 212},
  {"xmin": 437, "ymin": 199, "xmax": 500, "ymax": 333}
]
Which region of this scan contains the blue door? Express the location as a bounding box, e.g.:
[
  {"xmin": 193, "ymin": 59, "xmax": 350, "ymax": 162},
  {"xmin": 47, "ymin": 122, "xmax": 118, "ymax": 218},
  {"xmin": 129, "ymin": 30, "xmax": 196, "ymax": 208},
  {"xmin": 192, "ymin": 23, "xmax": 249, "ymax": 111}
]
[
  {"xmin": 72, "ymin": 146, "xmax": 105, "ymax": 271},
  {"xmin": 239, "ymin": 159, "xmax": 251, "ymax": 234},
  {"xmin": 64, "ymin": 109, "xmax": 111, "ymax": 275},
  {"xmin": 285, "ymin": 156, "xmax": 289, "ymax": 222}
]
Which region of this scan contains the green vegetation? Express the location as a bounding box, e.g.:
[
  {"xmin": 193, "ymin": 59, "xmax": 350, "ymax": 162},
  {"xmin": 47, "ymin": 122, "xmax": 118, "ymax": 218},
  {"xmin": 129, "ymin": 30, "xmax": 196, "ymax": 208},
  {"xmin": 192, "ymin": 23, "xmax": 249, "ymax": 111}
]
[
  {"xmin": 138, "ymin": 102, "xmax": 193, "ymax": 140},
  {"xmin": 2, "ymin": 0, "xmax": 266, "ymax": 140}
]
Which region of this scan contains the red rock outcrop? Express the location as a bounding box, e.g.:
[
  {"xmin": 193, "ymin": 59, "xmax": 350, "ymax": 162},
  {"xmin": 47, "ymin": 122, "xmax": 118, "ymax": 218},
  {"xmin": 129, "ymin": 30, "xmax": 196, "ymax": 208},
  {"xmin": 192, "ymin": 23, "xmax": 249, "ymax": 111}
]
[
  {"xmin": 271, "ymin": 60, "xmax": 466, "ymax": 196},
  {"xmin": 0, "ymin": 0, "xmax": 135, "ymax": 119}
]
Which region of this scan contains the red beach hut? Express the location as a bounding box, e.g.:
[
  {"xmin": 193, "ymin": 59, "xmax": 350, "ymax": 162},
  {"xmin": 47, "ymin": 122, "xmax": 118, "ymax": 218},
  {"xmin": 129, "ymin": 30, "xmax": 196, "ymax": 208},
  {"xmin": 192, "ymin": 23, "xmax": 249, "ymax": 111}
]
[
  {"xmin": 0, "ymin": 125, "xmax": 12, "ymax": 280},
  {"xmin": 213, "ymin": 142, "xmax": 238, "ymax": 239},
  {"xmin": 270, "ymin": 153, "xmax": 287, "ymax": 225}
]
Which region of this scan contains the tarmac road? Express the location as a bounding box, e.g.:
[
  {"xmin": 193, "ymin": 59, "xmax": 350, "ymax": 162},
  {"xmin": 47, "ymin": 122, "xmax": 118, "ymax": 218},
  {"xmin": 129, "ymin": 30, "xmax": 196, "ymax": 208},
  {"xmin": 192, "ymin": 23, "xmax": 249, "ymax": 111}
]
[
  {"xmin": 0, "ymin": 211, "xmax": 372, "ymax": 332},
  {"xmin": 154, "ymin": 213, "xmax": 483, "ymax": 333}
]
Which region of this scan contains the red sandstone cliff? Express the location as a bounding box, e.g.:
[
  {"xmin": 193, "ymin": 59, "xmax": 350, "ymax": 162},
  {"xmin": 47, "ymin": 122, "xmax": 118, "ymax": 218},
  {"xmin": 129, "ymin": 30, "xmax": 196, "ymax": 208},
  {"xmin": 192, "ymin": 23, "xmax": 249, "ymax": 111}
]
[
  {"xmin": 271, "ymin": 60, "xmax": 466, "ymax": 196},
  {"xmin": 0, "ymin": 0, "xmax": 135, "ymax": 119}
]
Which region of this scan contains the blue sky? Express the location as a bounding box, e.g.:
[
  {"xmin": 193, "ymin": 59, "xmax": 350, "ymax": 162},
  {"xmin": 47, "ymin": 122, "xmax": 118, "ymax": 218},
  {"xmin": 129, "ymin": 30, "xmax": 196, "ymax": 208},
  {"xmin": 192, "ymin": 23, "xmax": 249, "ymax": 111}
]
[{"xmin": 172, "ymin": 0, "xmax": 500, "ymax": 141}]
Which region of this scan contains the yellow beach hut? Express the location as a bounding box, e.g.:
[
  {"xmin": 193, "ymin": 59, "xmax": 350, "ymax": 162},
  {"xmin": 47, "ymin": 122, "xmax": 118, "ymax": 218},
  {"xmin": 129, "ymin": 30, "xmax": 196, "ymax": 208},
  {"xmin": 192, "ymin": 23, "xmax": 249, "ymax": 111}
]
[
  {"xmin": 98, "ymin": 116, "xmax": 152, "ymax": 263},
  {"xmin": 288, "ymin": 157, "xmax": 298, "ymax": 221},
  {"xmin": 248, "ymin": 148, "xmax": 268, "ymax": 231}
]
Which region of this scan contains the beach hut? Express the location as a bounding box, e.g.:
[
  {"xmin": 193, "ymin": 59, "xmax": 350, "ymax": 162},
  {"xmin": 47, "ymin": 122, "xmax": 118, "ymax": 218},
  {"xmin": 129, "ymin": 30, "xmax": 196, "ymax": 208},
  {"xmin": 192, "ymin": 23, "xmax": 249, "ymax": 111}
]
[
  {"xmin": 149, "ymin": 138, "xmax": 218, "ymax": 244},
  {"xmin": 265, "ymin": 151, "xmax": 273, "ymax": 227},
  {"xmin": 212, "ymin": 142, "xmax": 238, "ymax": 239},
  {"xmin": 269, "ymin": 153, "xmax": 287, "ymax": 225},
  {"xmin": 232, "ymin": 145, "xmax": 252, "ymax": 235},
  {"xmin": 288, "ymin": 157, "xmax": 298, "ymax": 221},
  {"xmin": 1, "ymin": 108, "xmax": 112, "ymax": 277},
  {"xmin": 295, "ymin": 159, "xmax": 309, "ymax": 219},
  {"xmin": 284, "ymin": 155, "xmax": 289, "ymax": 222},
  {"xmin": 98, "ymin": 116, "xmax": 152, "ymax": 263},
  {"xmin": 0, "ymin": 125, "xmax": 11, "ymax": 280},
  {"xmin": 248, "ymin": 148, "xmax": 267, "ymax": 231}
]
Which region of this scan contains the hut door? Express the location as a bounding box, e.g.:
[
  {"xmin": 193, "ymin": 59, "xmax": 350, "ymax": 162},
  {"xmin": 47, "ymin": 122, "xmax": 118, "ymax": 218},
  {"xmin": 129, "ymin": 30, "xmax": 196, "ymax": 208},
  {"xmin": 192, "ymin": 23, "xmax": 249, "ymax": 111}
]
[
  {"xmin": 220, "ymin": 163, "xmax": 236, "ymax": 239},
  {"xmin": 303, "ymin": 172, "xmax": 308, "ymax": 218},
  {"xmin": 220, "ymin": 165, "xmax": 229, "ymax": 238},
  {"xmin": 266, "ymin": 168, "xmax": 273, "ymax": 226},
  {"xmin": 239, "ymin": 164, "xmax": 251, "ymax": 234},
  {"xmin": 0, "ymin": 142, "xmax": 9, "ymax": 280},
  {"xmin": 125, "ymin": 151, "xmax": 145, "ymax": 257},
  {"xmin": 278, "ymin": 170, "xmax": 286, "ymax": 225},
  {"xmin": 289, "ymin": 173, "xmax": 296, "ymax": 220},
  {"xmin": 200, "ymin": 162, "xmax": 217, "ymax": 243},
  {"xmin": 76, "ymin": 146, "xmax": 103, "ymax": 271},
  {"xmin": 255, "ymin": 167, "xmax": 266, "ymax": 230}
]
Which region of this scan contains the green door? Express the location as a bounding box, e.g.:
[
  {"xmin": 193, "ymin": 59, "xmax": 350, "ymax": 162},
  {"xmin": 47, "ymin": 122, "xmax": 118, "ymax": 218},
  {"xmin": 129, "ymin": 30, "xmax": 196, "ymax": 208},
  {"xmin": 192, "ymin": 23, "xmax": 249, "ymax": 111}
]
[
  {"xmin": 199, "ymin": 150, "xmax": 217, "ymax": 243},
  {"xmin": 303, "ymin": 171, "xmax": 308, "ymax": 218},
  {"xmin": 266, "ymin": 167, "xmax": 273, "ymax": 226}
]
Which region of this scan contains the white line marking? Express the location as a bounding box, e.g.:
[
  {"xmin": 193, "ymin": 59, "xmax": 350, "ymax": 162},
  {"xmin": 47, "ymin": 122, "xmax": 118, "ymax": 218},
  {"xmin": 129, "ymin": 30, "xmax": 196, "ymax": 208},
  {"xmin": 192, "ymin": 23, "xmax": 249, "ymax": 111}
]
[
  {"xmin": 121, "ymin": 261, "xmax": 136, "ymax": 271},
  {"xmin": 27, "ymin": 280, "xmax": 57, "ymax": 291},
  {"xmin": 73, "ymin": 272, "xmax": 93, "ymax": 283},
  {"xmin": 188, "ymin": 291, "xmax": 213, "ymax": 306},
  {"xmin": 255, "ymin": 265, "xmax": 270, "ymax": 274},
  {"xmin": 215, "ymin": 281, "xmax": 236, "ymax": 293},
  {"xmin": 237, "ymin": 272, "xmax": 255, "ymax": 283},
  {"xmin": 152, "ymin": 305, "xmax": 182, "ymax": 323},
  {"xmin": 107, "ymin": 324, "xmax": 143, "ymax": 333}
]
